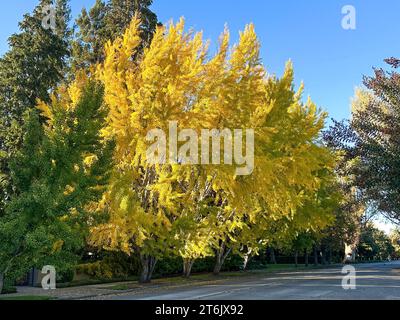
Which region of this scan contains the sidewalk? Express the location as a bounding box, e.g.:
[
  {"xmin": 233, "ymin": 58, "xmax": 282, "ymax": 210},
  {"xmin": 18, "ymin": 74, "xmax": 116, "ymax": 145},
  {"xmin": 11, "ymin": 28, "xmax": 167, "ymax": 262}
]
[{"xmin": 0, "ymin": 278, "xmax": 231, "ymax": 300}]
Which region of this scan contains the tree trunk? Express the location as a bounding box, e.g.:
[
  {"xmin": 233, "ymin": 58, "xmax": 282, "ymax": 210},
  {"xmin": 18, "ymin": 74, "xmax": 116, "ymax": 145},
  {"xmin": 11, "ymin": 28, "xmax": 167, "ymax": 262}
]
[
  {"xmin": 213, "ymin": 242, "xmax": 231, "ymax": 275},
  {"xmin": 269, "ymin": 247, "xmax": 277, "ymax": 264},
  {"xmin": 351, "ymin": 248, "xmax": 356, "ymax": 263},
  {"xmin": 242, "ymin": 254, "xmax": 250, "ymax": 271},
  {"xmin": 182, "ymin": 259, "xmax": 195, "ymax": 278},
  {"xmin": 0, "ymin": 273, "xmax": 3, "ymax": 295},
  {"xmin": 328, "ymin": 246, "xmax": 332, "ymax": 264},
  {"xmin": 139, "ymin": 254, "xmax": 157, "ymax": 283},
  {"xmin": 343, "ymin": 245, "xmax": 348, "ymax": 263},
  {"xmin": 294, "ymin": 250, "xmax": 298, "ymax": 267},
  {"xmin": 321, "ymin": 246, "xmax": 327, "ymax": 265},
  {"xmin": 242, "ymin": 248, "xmax": 253, "ymax": 271},
  {"xmin": 344, "ymin": 243, "xmax": 356, "ymax": 263},
  {"xmin": 313, "ymin": 245, "xmax": 319, "ymax": 265},
  {"xmin": 213, "ymin": 260, "xmax": 223, "ymax": 275},
  {"xmin": 304, "ymin": 249, "xmax": 309, "ymax": 267}
]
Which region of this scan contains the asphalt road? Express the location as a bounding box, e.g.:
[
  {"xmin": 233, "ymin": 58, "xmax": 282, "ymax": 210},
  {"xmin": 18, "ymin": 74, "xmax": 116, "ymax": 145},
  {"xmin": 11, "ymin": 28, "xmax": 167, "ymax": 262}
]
[{"xmin": 111, "ymin": 261, "xmax": 400, "ymax": 300}]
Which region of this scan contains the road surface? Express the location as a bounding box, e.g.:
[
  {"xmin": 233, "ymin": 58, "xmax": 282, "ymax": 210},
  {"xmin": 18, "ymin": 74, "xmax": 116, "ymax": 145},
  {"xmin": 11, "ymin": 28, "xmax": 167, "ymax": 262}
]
[{"xmin": 110, "ymin": 261, "xmax": 400, "ymax": 300}]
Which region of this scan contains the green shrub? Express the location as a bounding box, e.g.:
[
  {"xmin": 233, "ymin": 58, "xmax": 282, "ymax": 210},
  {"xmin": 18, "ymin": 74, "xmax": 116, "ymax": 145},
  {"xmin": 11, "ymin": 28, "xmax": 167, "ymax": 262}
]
[
  {"xmin": 192, "ymin": 257, "xmax": 214, "ymax": 273},
  {"xmin": 57, "ymin": 269, "xmax": 75, "ymax": 283},
  {"xmin": 154, "ymin": 257, "xmax": 183, "ymax": 276},
  {"xmin": 221, "ymin": 255, "xmax": 243, "ymax": 272},
  {"xmin": 1, "ymin": 285, "xmax": 17, "ymax": 294},
  {"xmin": 1, "ymin": 277, "xmax": 17, "ymax": 294},
  {"xmin": 77, "ymin": 251, "xmax": 140, "ymax": 280},
  {"xmin": 76, "ymin": 261, "xmax": 113, "ymax": 279}
]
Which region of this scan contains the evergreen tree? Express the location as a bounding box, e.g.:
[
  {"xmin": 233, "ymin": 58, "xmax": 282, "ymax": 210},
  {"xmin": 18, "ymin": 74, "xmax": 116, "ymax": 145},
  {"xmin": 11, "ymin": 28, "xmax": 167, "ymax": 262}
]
[
  {"xmin": 0, "ymin": 0, "xmax": 71, "ymax": 216},
  {"xmin": 0, "ymin": 0, "xmax": 70, "ymax": 121},
  {"xmin": 71, "ymin": 0, "xmax": 158, "ymax": 71}
]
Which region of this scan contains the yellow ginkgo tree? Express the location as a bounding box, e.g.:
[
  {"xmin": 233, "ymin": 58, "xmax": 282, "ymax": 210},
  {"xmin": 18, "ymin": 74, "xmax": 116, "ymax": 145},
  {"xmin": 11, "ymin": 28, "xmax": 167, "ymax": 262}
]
[{"xmin": 89, "ymin": 16, "xmax": 339, "ymax": 281}]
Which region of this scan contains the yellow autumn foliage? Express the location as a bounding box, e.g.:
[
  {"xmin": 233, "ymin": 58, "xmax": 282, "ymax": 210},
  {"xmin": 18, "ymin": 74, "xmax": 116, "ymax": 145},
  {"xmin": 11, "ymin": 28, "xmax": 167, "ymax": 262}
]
[{"xmin": 88, "ymin": 16, "xmax": 338, "ymax": 264}]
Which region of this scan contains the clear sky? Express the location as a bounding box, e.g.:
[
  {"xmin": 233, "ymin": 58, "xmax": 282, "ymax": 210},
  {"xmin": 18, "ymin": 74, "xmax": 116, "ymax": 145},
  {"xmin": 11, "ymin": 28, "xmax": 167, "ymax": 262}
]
[
  {"xmin": 0, "ymin": 1, "xmax": 398, "ymax": 232},
  {"xmin": 2, "ymin": 0, "xmax": 400, "ymax": 123}
]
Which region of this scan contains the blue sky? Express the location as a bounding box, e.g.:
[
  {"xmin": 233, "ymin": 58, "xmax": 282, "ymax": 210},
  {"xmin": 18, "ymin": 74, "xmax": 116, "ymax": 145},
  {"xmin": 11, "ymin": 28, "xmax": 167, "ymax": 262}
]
[
  {"xmin": 2, "ymin": 1, "xmax": 400, "ymax": 123},
  {"xmin": 0, "ymin": 1, "xmax": 398, "ymax": 231}
]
